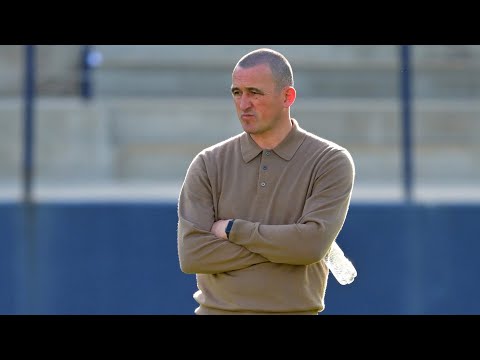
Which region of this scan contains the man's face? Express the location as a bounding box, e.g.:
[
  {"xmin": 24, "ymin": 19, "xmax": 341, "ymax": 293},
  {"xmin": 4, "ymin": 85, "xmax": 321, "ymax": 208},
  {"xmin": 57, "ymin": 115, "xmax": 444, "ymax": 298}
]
[{"xmin": 231, "ymin": 64, "xmax": 286, "ymax": 136}]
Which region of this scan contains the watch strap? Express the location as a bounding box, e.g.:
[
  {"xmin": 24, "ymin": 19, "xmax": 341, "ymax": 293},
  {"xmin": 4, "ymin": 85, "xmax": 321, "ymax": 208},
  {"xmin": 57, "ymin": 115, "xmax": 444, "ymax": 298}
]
[{"xmin": 225, "ymin": 219, "xmax": 235, "ymax": 239}]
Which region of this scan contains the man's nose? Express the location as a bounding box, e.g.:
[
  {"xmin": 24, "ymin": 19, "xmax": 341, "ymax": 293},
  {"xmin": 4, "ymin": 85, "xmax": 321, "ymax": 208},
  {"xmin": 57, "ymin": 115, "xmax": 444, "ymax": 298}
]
[{"xmin": 239, "ymin": 95, "xmax": 251, "ymax": 110}]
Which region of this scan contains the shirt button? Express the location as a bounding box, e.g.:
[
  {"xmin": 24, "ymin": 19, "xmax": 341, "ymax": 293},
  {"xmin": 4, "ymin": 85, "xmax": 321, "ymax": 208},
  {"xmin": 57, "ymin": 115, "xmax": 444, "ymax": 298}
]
[
  {"xmin": 260, "ymin": 181, "xmax": 266, "ymax": 187},
  {"xmin": 262, "ymin": 165, "xmax": 268, "ymax": 171},
  {"xmin": 265, "ymin": 151, "xmax": 271, "ymax": 156}
]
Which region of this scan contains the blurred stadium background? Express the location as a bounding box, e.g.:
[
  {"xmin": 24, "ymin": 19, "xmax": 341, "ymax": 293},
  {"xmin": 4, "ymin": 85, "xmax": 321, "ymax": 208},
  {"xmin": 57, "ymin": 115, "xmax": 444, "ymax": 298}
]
[{"xmin": 1, "ymin": 45, "xmax": 479, "ymax": 314}]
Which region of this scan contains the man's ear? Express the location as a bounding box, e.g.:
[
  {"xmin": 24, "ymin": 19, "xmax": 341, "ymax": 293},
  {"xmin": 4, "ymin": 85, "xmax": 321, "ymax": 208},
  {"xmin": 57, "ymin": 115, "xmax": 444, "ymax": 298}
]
[{"xmin": 284, "ymin": 86, "xmax": 296, "ymax": 107}]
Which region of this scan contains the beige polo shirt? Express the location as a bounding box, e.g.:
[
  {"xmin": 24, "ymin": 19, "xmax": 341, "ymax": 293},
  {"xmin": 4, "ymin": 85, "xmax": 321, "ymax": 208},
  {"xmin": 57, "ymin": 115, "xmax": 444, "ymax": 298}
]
[{"xmin": 177, "ymin": 118, "xmax": 355, "ymax": 315}]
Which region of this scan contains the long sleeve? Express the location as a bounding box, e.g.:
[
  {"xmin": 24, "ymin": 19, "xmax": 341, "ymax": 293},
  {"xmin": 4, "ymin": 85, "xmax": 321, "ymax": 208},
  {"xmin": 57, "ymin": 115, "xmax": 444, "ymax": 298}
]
[
  {"xmin": 177, "ymin": 154, "xmax": 269, "ymax": 275},
  {"xmin": 228, "ymin": 149, "xmax": 355, "ymax": 265}
]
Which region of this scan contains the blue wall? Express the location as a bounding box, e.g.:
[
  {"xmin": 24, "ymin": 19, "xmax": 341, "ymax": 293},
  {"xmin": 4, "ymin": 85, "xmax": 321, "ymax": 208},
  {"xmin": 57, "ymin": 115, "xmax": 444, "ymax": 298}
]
[{"xmin": 1, "ymin": 201, "xmax": 479, "ymax": 315}]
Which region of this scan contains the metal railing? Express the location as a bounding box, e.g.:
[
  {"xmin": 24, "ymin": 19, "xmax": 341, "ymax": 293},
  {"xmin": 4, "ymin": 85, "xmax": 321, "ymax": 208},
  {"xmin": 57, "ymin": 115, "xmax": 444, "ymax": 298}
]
[
  {"xmin": 80, "ymin": 45, "xmax": 103, "ymax": 100},
  {"xmin": 400, "ymin": 45, "xmax": 413, "ymax": 204}
]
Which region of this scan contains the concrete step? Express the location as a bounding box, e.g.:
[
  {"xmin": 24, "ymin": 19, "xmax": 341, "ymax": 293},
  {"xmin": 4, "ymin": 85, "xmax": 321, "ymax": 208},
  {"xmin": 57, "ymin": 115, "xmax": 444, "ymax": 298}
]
[
  {"xmin": 0, "ymin": 97, "xmax": 479, "ymax": 187},
  {"xmin": 0, "ymin": 45, "xmax": 82, "ymax": 97},
  {"xmin": 3, "ymin": 182, "xmax": 480, "ymax": 204},
  {"xmin": 93, "ymin": 45, "xmax": 480, "ymax": 99},
  {"xmin": 2, "ymin": 45, "xmax": 480, "ymax": 98},
  {"xmin": 94, "ymin": 45, "xmax": 480, "ymax": 69}
]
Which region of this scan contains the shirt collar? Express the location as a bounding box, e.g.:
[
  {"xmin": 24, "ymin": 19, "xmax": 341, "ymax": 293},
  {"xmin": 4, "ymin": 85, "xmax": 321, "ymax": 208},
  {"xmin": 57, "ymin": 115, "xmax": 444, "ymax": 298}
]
[{"xmin": 240, "ymin": 118, "xmax": 307, "ymax": 163}]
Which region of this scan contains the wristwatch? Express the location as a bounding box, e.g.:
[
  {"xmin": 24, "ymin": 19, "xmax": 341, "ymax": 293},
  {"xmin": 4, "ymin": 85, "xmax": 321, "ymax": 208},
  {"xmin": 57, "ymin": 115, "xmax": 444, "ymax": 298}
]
[{"xmin": 225, "ymin": 219, "xmax": 235, "ymax": 239}]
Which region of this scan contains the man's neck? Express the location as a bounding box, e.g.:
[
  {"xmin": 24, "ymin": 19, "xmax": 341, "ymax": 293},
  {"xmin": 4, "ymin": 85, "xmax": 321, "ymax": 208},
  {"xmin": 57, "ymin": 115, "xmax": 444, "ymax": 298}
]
[{"xmin": 251, "ymin": 118, "xmax": 293, "ymax": 150}]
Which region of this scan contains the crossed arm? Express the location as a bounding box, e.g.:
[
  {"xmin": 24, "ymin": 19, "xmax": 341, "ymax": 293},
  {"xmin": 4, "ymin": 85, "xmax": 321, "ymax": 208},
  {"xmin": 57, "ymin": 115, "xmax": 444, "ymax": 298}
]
[{"xmin": 177, "ymin": 150, "xmax": 355, "ymax": 275}]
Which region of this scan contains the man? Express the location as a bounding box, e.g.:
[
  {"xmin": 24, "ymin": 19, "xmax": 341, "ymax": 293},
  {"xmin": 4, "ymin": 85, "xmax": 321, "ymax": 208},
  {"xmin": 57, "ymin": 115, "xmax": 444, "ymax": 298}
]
[{"xmin": 177, "ymin": 47, "xmax": 355, "ymax": 315}]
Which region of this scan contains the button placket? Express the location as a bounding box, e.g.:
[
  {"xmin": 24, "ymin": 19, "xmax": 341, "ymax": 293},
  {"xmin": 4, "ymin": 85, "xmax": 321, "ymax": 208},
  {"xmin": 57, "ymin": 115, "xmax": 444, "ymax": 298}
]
[{"xmin": 259, "ymin": 150, "xmax": 271, "ymax": 189}]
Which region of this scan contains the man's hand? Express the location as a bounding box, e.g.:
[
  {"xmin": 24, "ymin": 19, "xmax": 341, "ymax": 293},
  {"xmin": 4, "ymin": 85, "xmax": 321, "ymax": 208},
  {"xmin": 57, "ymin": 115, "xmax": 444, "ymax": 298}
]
[{"xmin": 211, "ymin": 219, "xmax": 231, "ymax": 239}]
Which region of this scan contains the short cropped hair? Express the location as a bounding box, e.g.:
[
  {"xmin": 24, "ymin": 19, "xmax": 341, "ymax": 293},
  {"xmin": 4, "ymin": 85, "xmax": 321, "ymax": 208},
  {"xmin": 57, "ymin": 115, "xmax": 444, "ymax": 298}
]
[{"xmin": 235, "ymin": 48, "xmax": 294, "ymax": 91}]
